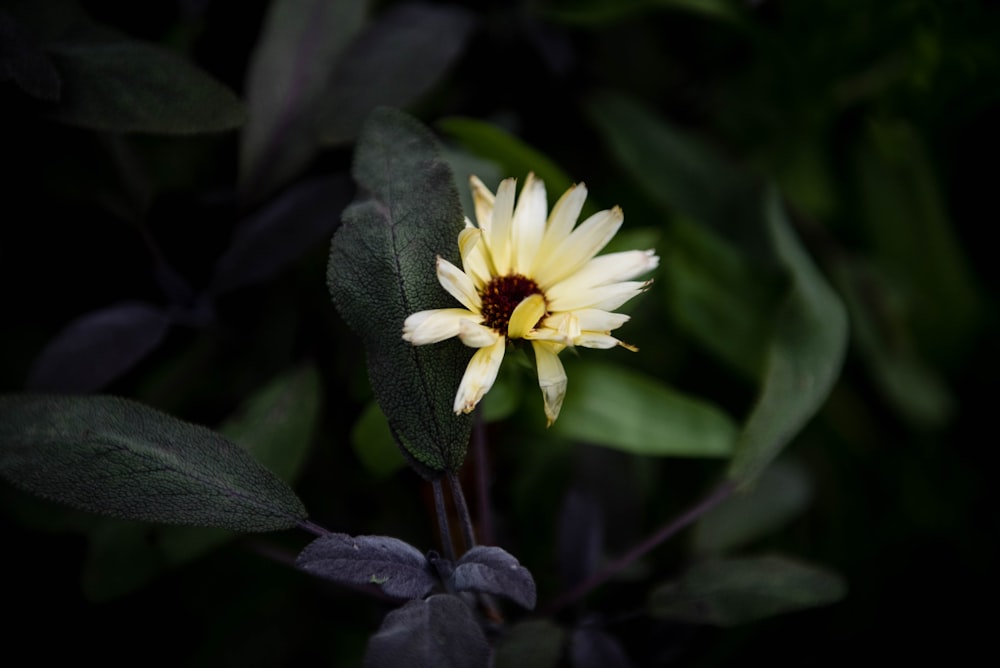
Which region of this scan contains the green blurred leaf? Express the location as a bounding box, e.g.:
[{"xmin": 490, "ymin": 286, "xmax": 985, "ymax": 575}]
[
  {"xmin": 0, "ymin": 394, "xmax": 306, "ymax": 531},
  {"xmin": 833, "ymin": 258, "xmax": 955, "ymax": 429},
  {"xmin": 44, "ymin": 41, "xmax": 245, "ymax": 133},
  {"xmin": 551, "ymin": 362, "xmax": 737, "ymax": 458},
  {"xmin": 351, "ymin": 401, "xmax": 407, "ymax": 479},
  {"xmin": 855, "ymin": 119, "xmax": 984, "ymax": 364},
  {"xmin": 649, "ymin": 555, "xmax": 847, "ymax": 626},
  {"xmin": 662, "ymin": 218, "xmax": 785, "ymax": 379},
  {"xmin": 728, "ymin": 191, "xmax": 848, "ymax": 487},
  {"xmin": 239, "ymin": 0, "xmax": 365, "ymax": 202},
  {"xmin": 437, "ymin": 116, "xmax": 577, "ymax": 205},
  {"xmin": 0, "ymin": 9, "xmax": 61, "ymax": 100},
  {"xmin": 692, "ymin": 458, "xmax": 812, "ymax": 555},
  {"xmin": 327, "ymin": 106, "xmax": 472, "ymax": 476},
  {"xmin": 218, "ymin": 364, "xmax": 321, "ymax": 483},
  {"xmin": 494, "ymin": 619, "xmax": 566, "ymax": 668},
  {"xmin": 319, "ymin": 3, "xmax": 476, "ymax": 146}
]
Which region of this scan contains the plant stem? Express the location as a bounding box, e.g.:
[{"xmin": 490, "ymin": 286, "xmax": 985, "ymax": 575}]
[
  {"xmin": 433, "ymin": 478, "xmax": 456, "ymax": 561},
  {"xmin": 297, "ymin": 519, "xmax": 331, "ymax": 537},
  {"xmin": 473, "ymin": 408, "xmax": 495, "ymax": 545},
  {"xmin": 543, "ymin": 480, "xmax": 736, "ymax": 614},
  {"xmin": 448, "ymin": 471, "xmax": 477, "ymax": 551}
]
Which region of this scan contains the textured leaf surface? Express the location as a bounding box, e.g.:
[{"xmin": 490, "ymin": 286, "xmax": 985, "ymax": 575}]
[
  {"xmin": 296, "ymin": 533, "xmax": 438, "ymax": 600},
  {"xmin": 26, "ymin": 301, "xmax": 171, "ymax": 393},
  {"xmin": 363, "ymin": 594, "xmax": 491, "ymax": 668},
  {"xmin": 239, "ymin": 0, "xmax": 365, "ymax": 201},
  {"xmin": 450, "ymin": 545, "xmax": 537, "ymax": 609},
  {"xmin": 648, "ymin": 555, "xmax": 847, "ymax": 626},
  {"xmin": 552, "ymin": 362, "xmax": 736, "ymax": 458},
  {"xmin": 45, "ymin": 41, "xmax": 245, "ymax": 133},
  {"xmin": 320, "ymin": 3, "xmax": 476, "ymax": 145},
  {"xmin": 727, "ymin": 192, "xmax": 847, "ymax": 486},
  {"xmin": 327, "ymin": 107, "xmax": 472, "ymax": 475},
  {"xmin": 0, "ymin": 395, "xmax": 306, "ymax": 531}
]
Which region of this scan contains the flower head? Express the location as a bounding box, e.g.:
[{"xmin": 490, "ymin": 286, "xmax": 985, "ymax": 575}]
[{"xmin": 403, "ymin": 173, "xmax": 659, "ymax": 426}]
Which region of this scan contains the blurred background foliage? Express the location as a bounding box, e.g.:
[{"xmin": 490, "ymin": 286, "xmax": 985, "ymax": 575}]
[{"xmin": 1, "ymin": 0, "xmax": 997, "ymax": 665}]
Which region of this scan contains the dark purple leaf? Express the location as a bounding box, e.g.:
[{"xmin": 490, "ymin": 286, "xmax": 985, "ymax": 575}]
[
  {"xmin": 570, "ymin": 626, "xmax": 634, "ymax": 668},
  {"xmin": 363, "ymin": 594, "xmax": 490, "ymax": 668},
  {"xmin": 210, "ymin": 175, "xmax": 351, "ymax": 296},
  {"xmin": 26, "ymin": 301, "xmax": 171, "ymax": 392},
  {"xmin": 451, "ymin": 545, "xmax": 536, "ymax": 609},
  {"xmin": 296, "ymin": 532, "xmax": 438, "ymax": 600}
]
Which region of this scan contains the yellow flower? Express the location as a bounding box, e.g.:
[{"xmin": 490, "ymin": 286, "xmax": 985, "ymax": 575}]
[{"xmin": 402, "ymin": 174, "xmax": 658, "ymax": 426}]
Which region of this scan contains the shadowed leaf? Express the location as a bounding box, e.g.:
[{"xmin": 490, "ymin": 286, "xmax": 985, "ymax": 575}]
[
  {"xmin": 44, "ymin": 41, "xmax": 245, "ymax": 133},
  {"xmin": 648, "ymin": 555, "xmax": 847, "ymax": 626},
  {"xmin": 363, "ymin": 594, "xmax": 491, "ymax": 668},
  {"xmin": 239, "ymin": 0, "xmax": 365, "ymax": 202},
  {"xmin": 320, "ymin": 3, "xmax": 477, "ymax": 145},
  {"xmin": 297, "ymin": 533, "xmax": 438, "ymax": 600},
  {"xmin": 0, "ymin": 394, "xmax": 307, "ymax": 531},
  {"xmin": 327, "ymin": 106, "xmax": 472, "ymax": 475},
  {"xmin": 494, "ymin": 619, "xmax": 566, "ymax": 668},
  {"xmin": 26, "ymin": 301, "xmax": 171, "ymax": 393},
  {"xmin": 570, "ymin": 626, "xmax": 633, "ymax": 668},
  {"xmin": 0, "ymin": 9, "xmax": 61, "ymax": 100},
  {"xmin": 450, "ymin": 545, "xmax": 537, "ymax": 609}
]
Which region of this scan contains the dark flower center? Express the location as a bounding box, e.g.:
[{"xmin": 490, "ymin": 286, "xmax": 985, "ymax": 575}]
[{"xmin": 480, "ymin": 274, "xmax": 545, "ymax": 333}]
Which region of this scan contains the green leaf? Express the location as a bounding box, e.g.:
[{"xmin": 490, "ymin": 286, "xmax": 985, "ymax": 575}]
[
  {"xmin": 218, "ymin": 364, "xmax": 321, "ymax": 484},
  {"xmin": 0, "ymin": 9, "xmax": 61, "ymax": 100},
  {"xmin": 662, "ymin": 218, "xmax": 785, "ymax": 379},
  {"xmin": 351, "ymin": 401, "xmax": 407, "ymax": 479},
  {"xmin": 44, "ymin": 41, "xmax": 246, "ymax": 133},
  {"xmin": 327, "ymin": 106, "xmax": 472, "ymax": 476},
  {"xmin": 494, "ymin": 619, "xmax": 566, "ymax": 668},
  {"xmin": 437, "ymin": 117, "xmax": 577, "ymax": 206},
  {"xmin": 319, "ymin": 4, "xmax": 476, "ymax": 146},
  {"xmin": 692, "ymin": 458, "xmax": 812, "ymax": 555},
  {"xmin": 542, "ymin": 0, "xmax": 742, "ymax": 25},
  {"xmin": 239, "ymin": 0, "xmax": 365, "ymax": 202},
  {"xmin": 0, "ymin": 394, "xmax": 307, "ymax": 531},
  {"xmin": 648, "ymin": 555, "xmax": 847, "ymax": 626},
  {"xmin": 727, "ymin": 191, "xmax": 848, "ymax": 486},
  {"xmin": 551, "ymin": 362, "xmax": 736, "ymax": 458}
]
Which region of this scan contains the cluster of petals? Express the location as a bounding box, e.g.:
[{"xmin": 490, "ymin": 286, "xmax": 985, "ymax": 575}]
[{"xmin": 403, "ymin": 173, "xmax": 658, "ymax": 426}]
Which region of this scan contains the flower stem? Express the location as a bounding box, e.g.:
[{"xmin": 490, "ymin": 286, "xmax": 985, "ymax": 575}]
[
  {"xmin": 296, "ymin": 519, "xmax": 331, "ymax": 537},
  {"xmin": 543, "ymin": 480, "xmax": 736, "ymax": 614},
  {"xmin": 448, "ymin": 471, "xmax": 477, "ymax": 551},
  {"xmin": 432, "ymin": 478, "xmax": 456, "ymax": 561}
]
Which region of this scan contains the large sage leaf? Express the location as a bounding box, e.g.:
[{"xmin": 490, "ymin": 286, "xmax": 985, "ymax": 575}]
[
  {"xmin": 449, "ymin": 545, "xmax": 537, "ymax": 609},
  {"xmin": 327, "ymin": 106, "xmax": 472, "ymax": 475},
  {"xmin": 0, "ymin": 394, "xmax": 306, "ymax": 531},
  {"xmin": 648, "ymin": 555, "xmax": 847, "ymax": 627}
]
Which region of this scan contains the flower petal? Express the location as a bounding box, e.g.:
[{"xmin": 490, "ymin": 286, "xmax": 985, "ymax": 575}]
[
  {"xmin": 512, "ymin": 173, "xmax": 547, "ymax": 274},
  {"xmin": 458, "ymin": 319, "xmax": 501, "ymax": 348},
  {"xmin": 469, "ymin": 175, "xmax": 495, "ymax": 233},
  {"xmin": 535, "ymin": 206, "xmax": 624, "ymax": 288},
  {"xmin": 532, "ymin": 341, "xmax": 567, "ymax": 427},
  {"xmin": 548, "ymin": 280, "xmax": 651, "ymax": 312},
  {"xmin": 437, "ymin": 256, "xmax": 481, "ymax": 312},
  {"xmin": 539, "ymin": 182, "xmax": 587, "ymax": 258},
  {"xmin": 487, "ymin": 177, "xmax": 517, "ymax": 274},
  {"xmin": 459, "ymin": 223, "xmax": 492, "ymax": 288},
  {"xmin": 403, "ymin": 308, "xmax": 479, "ymax": 345},
  {"xmin": 508, "ymin": 293, "xmax": 547, "ymax": 339},
  {"xmin": 551, "ymin": 250, "xmax": 659, "ymax": 295},
  {"xmin": 454, "ymin": 337, "xmax": 506, "ymax": 415}
]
